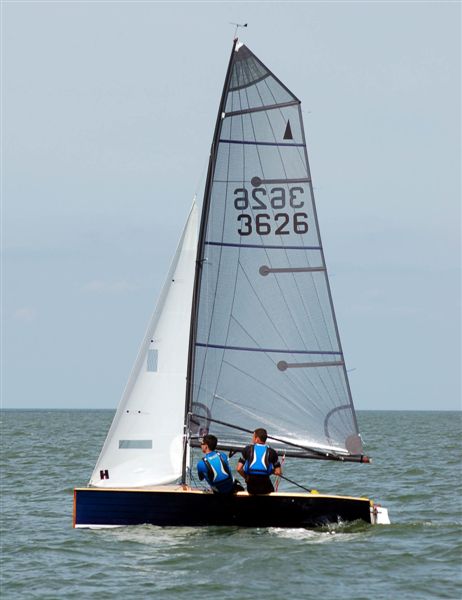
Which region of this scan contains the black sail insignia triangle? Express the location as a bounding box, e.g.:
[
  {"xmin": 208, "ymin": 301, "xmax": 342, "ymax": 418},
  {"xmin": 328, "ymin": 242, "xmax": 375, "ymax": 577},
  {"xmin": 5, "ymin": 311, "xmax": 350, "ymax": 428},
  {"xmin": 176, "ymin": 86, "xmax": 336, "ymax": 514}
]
[{"xmin": 283, "ymin": 120, "xmax": 293, "ymax": 140}]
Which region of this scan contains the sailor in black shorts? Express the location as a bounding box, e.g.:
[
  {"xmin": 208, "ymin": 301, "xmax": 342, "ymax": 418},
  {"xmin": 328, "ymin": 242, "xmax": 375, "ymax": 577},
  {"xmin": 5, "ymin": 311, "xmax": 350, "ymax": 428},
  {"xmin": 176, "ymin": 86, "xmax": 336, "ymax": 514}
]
[{"xmin": 237, "ymin": 428, "xmax": 281, "ymax": 494}]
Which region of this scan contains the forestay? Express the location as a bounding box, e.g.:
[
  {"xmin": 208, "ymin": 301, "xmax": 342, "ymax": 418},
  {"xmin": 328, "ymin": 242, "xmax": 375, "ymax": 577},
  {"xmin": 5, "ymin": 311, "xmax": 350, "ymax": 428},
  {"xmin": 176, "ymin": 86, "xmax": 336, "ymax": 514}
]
[
  {"xmin": 90, "ymin": 204, "xmax": 198, "ymax": 487},
  {"xmin": 189, "ymin": 43, "xmax": 363, "ymax": 458}
]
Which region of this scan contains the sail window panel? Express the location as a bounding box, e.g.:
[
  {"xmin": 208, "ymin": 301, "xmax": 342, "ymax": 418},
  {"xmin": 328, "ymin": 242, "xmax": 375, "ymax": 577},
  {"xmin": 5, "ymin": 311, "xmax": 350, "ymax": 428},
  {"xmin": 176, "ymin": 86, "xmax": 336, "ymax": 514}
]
[
  {"xmin": 223, "ymin": 106, "xmax": 303, "ymax": 145},
  {"xmin": 147, "ymin": 349, "xmax": 158, "ymax": 372},
  {"xmin": 118, "ymin": 440, "xmax": 153, "ymax": 449}
]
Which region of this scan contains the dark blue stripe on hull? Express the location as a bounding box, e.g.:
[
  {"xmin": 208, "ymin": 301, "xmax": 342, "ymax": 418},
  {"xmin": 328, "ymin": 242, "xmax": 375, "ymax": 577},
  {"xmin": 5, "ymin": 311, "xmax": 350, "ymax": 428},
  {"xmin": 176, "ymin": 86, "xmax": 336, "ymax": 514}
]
[{"xmin": 74, "ymin": 489, "xmax": 371, "ymax": 528}]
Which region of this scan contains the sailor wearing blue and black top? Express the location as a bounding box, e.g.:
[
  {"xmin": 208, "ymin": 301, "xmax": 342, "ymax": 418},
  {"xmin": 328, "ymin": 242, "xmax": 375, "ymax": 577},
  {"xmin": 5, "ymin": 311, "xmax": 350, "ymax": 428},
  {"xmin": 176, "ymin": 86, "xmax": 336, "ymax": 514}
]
[
  {"xmin": 197, "ymin": 434, "xmax": 234, "ymax": 494},
  {"xmin": 237, "ymin": 428, "xmax": 282, "ymax": 494}
]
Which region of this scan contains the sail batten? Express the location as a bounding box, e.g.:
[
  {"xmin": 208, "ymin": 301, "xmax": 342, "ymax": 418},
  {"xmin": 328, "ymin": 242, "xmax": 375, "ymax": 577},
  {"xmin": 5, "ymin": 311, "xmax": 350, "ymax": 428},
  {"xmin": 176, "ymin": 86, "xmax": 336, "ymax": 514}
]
[
  {"xmin": 205, "ymin": 242, "xmax": 322, "ymax": 250},
  {"xmin": 219, "ymin": 139, "xmax": 306, "ymax": 147},
  {"xmin": 187, "ymin": 43, "xmax": 363, "ymax": 458},
  {"xmin": 195, "ymin": 342, "xmax": 342, "ymax": 355},
  {"xmin": 225, "ymin": 100, "xmax": 300, "ymax": 118}
]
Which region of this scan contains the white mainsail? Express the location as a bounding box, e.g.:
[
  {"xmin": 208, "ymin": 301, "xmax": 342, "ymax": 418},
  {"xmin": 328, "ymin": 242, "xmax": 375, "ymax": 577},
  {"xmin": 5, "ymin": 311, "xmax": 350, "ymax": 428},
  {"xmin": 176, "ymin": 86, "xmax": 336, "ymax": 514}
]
[{"xmin": 90, "ymin": 203, "xmax": 198, "ymax": 487}]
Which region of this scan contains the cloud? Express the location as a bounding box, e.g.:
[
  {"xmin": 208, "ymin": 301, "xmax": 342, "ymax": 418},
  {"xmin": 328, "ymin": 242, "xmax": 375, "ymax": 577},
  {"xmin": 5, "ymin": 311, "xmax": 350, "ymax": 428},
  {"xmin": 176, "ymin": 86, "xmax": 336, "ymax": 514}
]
[
  {"xmin": 82, "ymin": 280, "xmax": 138, "ymax": 293},
  {"xmin": 14, "ymin": 307, "xmax": 37, "ymax": 322}
]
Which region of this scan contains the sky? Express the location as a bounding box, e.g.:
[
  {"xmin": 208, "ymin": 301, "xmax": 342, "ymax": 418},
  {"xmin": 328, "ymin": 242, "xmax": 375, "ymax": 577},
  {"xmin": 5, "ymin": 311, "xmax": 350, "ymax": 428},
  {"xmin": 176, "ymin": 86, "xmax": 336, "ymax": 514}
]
[{"xmin": 2, "ymin": 0, "xmax": 460, "ymax": 410}]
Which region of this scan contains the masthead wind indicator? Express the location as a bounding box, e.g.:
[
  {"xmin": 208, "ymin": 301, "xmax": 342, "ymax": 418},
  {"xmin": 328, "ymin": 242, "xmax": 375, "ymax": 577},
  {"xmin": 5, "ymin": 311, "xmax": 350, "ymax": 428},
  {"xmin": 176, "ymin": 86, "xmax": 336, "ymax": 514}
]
[{"xmin": 229, "ymin": 22, "xmax": 248, "ymax": 38}]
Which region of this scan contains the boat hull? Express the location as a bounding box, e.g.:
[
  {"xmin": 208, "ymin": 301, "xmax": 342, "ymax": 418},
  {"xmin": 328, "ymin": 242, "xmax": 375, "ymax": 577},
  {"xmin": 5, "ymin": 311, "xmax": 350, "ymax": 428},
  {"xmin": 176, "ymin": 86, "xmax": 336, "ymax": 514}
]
[{"xmin": 73, "ymin": 486, "xmax": 372, "ymax": 528}]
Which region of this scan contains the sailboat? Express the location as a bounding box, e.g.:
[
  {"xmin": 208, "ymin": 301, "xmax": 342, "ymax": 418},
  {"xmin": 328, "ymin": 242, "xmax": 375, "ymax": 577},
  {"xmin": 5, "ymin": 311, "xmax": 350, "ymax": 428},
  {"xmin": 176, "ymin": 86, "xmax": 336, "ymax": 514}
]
[{"xmin": 73, "ymin": 39, "xmax": 389, "ymax": 528}]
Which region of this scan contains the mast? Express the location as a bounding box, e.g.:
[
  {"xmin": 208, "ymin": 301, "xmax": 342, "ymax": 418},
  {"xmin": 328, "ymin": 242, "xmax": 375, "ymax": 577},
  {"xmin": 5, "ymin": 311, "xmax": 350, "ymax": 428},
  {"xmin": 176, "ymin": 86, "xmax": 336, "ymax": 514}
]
[{"xmin": 181, "ymin": 38, "xmax": 238, "ymax": 484}]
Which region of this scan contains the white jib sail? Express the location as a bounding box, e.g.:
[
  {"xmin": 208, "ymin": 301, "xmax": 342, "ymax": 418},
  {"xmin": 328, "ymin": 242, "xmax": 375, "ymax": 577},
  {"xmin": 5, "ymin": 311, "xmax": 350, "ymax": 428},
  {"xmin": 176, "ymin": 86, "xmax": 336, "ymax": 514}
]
[{"xmin": 89, "ymin": 202, "xmax": 198, "ymax": 487}]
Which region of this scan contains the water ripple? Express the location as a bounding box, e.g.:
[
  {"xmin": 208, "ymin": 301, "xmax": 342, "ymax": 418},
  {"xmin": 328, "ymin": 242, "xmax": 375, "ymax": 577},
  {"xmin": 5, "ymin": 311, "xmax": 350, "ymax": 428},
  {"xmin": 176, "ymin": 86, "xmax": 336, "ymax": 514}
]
[{"xmin": 2, "ymin": 409, "xmax": 461, "ymax": 600}]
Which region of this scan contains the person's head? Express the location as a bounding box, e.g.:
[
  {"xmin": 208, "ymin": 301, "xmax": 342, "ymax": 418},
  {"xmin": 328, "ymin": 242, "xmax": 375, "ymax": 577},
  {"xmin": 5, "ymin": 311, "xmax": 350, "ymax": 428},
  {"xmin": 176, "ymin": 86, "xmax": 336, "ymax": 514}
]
[
  {"xmin": 253, "ymin": 428, "xmax": 268, "ymax": 444},
  {"xmin": 201, "ymin": 434, "xmax": 217, "ymax": 453}
]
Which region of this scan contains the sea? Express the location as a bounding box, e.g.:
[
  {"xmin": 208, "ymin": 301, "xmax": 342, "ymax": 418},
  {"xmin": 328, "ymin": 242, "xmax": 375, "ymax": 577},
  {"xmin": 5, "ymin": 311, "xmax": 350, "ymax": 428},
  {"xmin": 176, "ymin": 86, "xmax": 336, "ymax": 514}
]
[{"xmin": 1, "ymin": 410, "xmax": 461, "ymax": 599}]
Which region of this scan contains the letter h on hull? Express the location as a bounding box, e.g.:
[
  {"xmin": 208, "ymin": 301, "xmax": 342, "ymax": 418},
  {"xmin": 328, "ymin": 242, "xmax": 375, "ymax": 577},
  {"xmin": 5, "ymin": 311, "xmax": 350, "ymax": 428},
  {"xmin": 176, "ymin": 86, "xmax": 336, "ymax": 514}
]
[{"xmin": 100, "ymin": 469, "xmax": 109, "ymax": 480}]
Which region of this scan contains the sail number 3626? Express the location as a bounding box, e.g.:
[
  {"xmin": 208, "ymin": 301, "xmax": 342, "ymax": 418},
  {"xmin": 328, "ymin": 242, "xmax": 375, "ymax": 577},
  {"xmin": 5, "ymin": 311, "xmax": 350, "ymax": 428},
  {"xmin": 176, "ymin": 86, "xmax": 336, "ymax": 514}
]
[{"xmin": 233, "ymin": 187, "xmax": 308, "ymax": 236}]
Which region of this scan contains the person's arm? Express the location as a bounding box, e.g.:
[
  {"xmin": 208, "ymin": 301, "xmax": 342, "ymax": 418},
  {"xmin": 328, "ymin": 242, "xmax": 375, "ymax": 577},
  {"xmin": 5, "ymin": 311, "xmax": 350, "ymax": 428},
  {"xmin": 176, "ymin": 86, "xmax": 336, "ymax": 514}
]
[
  {"xmin": 236, "ymin": 447, "xmax": 249, "ymax": 481},
  {"xmin": 197, "ymin": 460, "xmax": 205, "ymax": 481},
  {"xmin": 270, "ymin": 449, "xmax": 282, "ymax": 477},
  {"xmin": 236, "ymin": 459, "xmax": 247, "ymax": 481}
]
